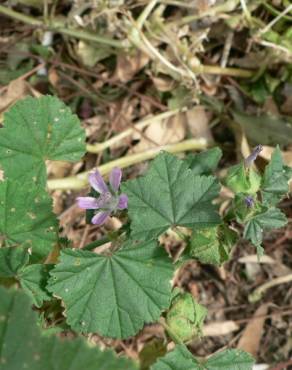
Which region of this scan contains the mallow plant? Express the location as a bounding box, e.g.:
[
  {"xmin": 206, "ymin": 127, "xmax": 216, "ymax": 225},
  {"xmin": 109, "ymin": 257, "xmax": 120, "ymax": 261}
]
[{"xmin": 0, "ymin": 96, "xmax": 291, "ymax": 370}]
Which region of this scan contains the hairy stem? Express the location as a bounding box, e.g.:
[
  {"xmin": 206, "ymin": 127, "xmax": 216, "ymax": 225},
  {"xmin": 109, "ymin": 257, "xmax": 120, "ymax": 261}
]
[
  {"xmin": 83, "ymin": 235, "xmax": 112, "ymax": 251},
  {"xmin": 48, "ymin": 138, "xmax": 209, "ymax": 190}
]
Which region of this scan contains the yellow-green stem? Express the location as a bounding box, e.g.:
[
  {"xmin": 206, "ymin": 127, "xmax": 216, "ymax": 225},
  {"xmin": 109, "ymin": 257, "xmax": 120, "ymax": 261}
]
[{"xmin": 48, "ymin": 138, "xmax": 209, "ymax": 190}]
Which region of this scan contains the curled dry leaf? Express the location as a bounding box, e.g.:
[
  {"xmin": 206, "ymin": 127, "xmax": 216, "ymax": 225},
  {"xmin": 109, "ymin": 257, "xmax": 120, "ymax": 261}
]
[
  {"xmin": 114, "ymin": 50, "xmax": 150, "ymax": 83},
  {"xmin": 185, "ymin": 106, "xmax": 213, "ymax": 143},
  {"xmin": 260, "ymin": 145, "xmax": 292, "ymax": 166},
  {"xmin": 130, "ymin": 112, "xmax": 187, "ymax": 153},
  {"xmin": 237, "ymin": 304, "xmax": 269, "ymax": 357},
  {"xmin": 203, "ymin": 320, "xmax": 239, "ymax": 337},
  {"xmin": 0, "ymin": 79, "xmax": 30, "ymax": 115}
]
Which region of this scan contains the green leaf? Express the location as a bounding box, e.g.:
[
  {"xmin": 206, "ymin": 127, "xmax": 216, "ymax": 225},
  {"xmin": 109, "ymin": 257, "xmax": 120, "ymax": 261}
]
[
  {"xmin": 185, "ymin": 148, "xmax": 222, "ymax": 175},
  {"xmin": 48, "ymin": 240, "xmax": 174, "ymax": 339},
  {"xmin": 0, "ymin": 246, "xmax": 29, "ymax": 277},
  {"xmin": 0, "ymin": 287, "xmax": 137, "ymax": 370},
  {"xmin": 232, "ymin": 110, "xmax": 292, "ymax": 146},
  {"xmin": 151, "ymin": 346, "xmax": 254, "ymax": 370},
  {"xmin": 204, "ymin": 349, "xmax": 254, "ymax": 370},
  {"xmin": 0, "ymin": 179, "xmax": 58, "ymax": 260},
  {"xmin": 19, "ymin": 264, "xmax": 53, "ymax": 307},
  {"xmin": 151, "ymin": 345, "xmax": 201, "ymax": 370},
  {"xmin": 262, "ymin": 146, "xmax": 292, "ymax": 206},
  {"xmin": 122, "ymin": 152, "xmax": 221, "ymax": 241},
  {"xmin": 244, "ymin": 207, "xmax": 287, "ymax": 247},
  {"xmin": 166, "ymin": 290, "xmax": 207, "ymax": 342},
  {"xmin": 0, "ymin": 96, "xmax": 86, "ymax": 185},
  {"xmin": 190, "ymin": 225, "xmax": 237, "ymax": 265}
]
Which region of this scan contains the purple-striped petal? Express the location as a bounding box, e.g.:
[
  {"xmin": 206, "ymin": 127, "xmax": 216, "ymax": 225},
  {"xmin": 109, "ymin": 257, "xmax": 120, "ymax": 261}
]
[
  {"xmin": 245, "ymin": 145, "xmax": 263, "ymax": 167},
  {"xmin": 89, "ymin": 170, "xmax": 108, "ymax": 194},
  {"xmin": 77, "ymin": 197, "xmax": 99, "ymax": 209},
  {"xmin": 117, "ymin": 194, "xmax": 128, "ymax": 210},
  {"xmin": 109, "ymin": 167, "xmax": 122, "ymax": 192},
  {"xmin": 91, "ymin": 211, "xmax": 110, "ymax": 226}
]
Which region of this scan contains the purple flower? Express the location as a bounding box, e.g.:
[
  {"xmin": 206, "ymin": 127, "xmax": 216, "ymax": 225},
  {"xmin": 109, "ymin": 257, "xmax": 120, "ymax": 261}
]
[
  {"xmin": 77, "ymin": 167, "xmax": 128, "ymax": 226},
  {"xmin": 245, "ymin": 195, "xmax": 254, "ymax": 208},
  {"xmin": 244, "ymin": 145, "xmax": 263, "ymax": 167}
]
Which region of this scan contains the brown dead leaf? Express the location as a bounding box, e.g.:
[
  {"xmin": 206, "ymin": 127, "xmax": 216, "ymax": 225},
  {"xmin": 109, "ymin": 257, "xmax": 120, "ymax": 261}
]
[
  {"xmin": 130, "ymin": 112, "xmax": 187, "ymax": 153},
  {"xmin": 185, "ymin": 106, "xmax": 213, "ymax": 142},
  {"xmin": 152, "ymin": 75, "xmax": 175, "ymax": 92},
  {"xmin": 0, "ymin": 79, "xmax": 30, "ymax": 114},
  {"xmin": 237, "ymin": 304, "xmax": 269, "ymax": 357},
  {"xmin": 281, "ymin": 95, "xmax": 292, "ymax": 114},
  {"xmin": 203, "ymin": 320, "xmax": 239, "ymax": 337},
  {"xmin": 260, "ymin": 145, "xmax": 292, "ymax": 166},
  {"xmin": 114, "ymin": 50, "xmax": 150, "ymax": 83}
]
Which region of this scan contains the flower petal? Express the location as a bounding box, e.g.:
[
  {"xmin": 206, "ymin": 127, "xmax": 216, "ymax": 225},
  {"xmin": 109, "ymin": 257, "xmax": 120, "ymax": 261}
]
[
  {"xmin": 244, "ymin": 145, "xmax": 263, "ymax": 167},
  {"xmin": 77, "ymin": 197, "xmax": 99, "ymax": 209},
  {"xmin": 117, "ymin": 194, "xmax": 128, "ymax": 210},
  {"xmin": 91, "ymin": 211, "xmax": 110, "ymax": 226},
  {"xmin": 109, "ymin": 167, "xmax": 122, "ymax": 192},
  {"xmin": 89, "ymin": 170, "xmax": 108, "ymax": 194}
]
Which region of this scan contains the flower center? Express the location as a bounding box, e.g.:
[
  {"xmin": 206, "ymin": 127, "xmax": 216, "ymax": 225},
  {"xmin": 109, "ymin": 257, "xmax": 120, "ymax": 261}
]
[{"xmin": 98, "ymin": 191, "xmax": 119, "ymax": 211}]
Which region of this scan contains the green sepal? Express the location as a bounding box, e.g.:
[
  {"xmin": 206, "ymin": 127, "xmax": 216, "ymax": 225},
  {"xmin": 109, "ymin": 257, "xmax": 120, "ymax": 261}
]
[{"xmin": 225, "ymin": 163, "xmax": 261, "ymax": 194}]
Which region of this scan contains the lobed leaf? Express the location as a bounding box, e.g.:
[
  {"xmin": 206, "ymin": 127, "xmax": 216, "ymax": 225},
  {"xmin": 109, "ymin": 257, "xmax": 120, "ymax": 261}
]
[
  {"xmin": 122, "ymin": 152, "xmax": 221, "ymax": 241},
  {"xmin": 19, "ymin": 264, "xmax": 53, "ymax": 307},
  {"xmin": 185, "ymin": 147, "xmax": 222, "ymax": 176},
  {"xmin": 0, "ymin": 287, "xmax": 137, "ymax": 370},
  {"xmin": 0, "ymin": 179, "xmax": 58, "ymax": 260},
  {"xmin": 151, "ymin": 345, "xmax": 200, "ymax": 370},
  {"xmin": 0, "ymin": 246, "xmax": 29, "ymax": 277},
  {"xmin": 152, "ymin": 345, "xmax": 254, "ymax": 370},
  {"xmin": 0, "ymin": 96, "xmax": 86, "ymax": 185},
  {"xmin": 261, "ymin": 146, "xmax": 292, "ymax": 206},
  {"xmin": 204, "ymin": 349, "xmax": 254, "ymax": 370},
  {"xmin": 48, "ymin": 240, "xmax": 174, "ymax": 339},
  {"xmin": 243, "ymin": 207, "xmax": 287, "ymax": 247}
]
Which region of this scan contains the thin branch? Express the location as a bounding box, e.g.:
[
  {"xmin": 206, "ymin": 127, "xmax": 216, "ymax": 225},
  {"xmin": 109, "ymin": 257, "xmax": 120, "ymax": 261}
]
[
  {"xmin": 0, "ymin": 5, "xmax": 124, "ymax": 48},
  {"xmin": 86, "ymin": 109, "xmax": 180, "ymax": 154},
  {"xmin": 48, "ymin": 138, "xmax": 209, "ymax": 190},
  {"xmin": 249, "ymin": 273, "xmax": 292, "ymax": 302}
]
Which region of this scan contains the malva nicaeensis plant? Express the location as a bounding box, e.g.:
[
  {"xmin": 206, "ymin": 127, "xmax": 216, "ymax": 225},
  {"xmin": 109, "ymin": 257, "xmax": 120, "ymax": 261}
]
[{"xmin": 0, "ymin": 96, "xmax": 291, "ymax": 369}]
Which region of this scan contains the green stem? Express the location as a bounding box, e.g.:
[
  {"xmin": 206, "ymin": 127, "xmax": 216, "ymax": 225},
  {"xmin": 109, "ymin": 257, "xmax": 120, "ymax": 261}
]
[
  {"xmin": 47, "ymin": 138, "xmax": 209, "ymax": 190},
  {"xmin": 0, "ymin": 5, "xmax": 124, "ymax": 48},
  {"xmin": 262, "ymin": 2, "xmax": 292, "ymax": 22},
  {"xmin": 83, "ymin": 235, "xmax": 111, "ymax": 251}
]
